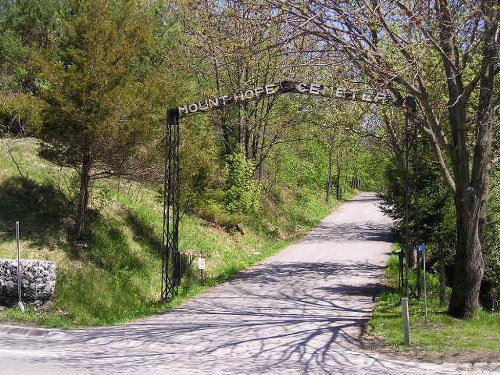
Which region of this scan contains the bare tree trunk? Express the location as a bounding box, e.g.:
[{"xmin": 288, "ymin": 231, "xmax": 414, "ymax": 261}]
[
  {"xmin": 257, "ymin": 122, "xmax": 267, "ymax": 181},
  {"xmin": 448, "ymin": 199, "xmax": 485, "ymax": 318},
  {"xmin": 335, "ymin": 165, "xmax": 342, "ymax": 201},
  {"xmin": 448, "ymin": 72, "xmax": 492, "ymax": 318},
  {"xmin": 403, "ymin": 164, "xmax": 416, "ymax": 269},
  {"xmin": 326, "ymin": 149, "xmax": 333, "ymax": 204},
  {"xmin": 448, "ymin": 17, "xmax": 497, "ymax": 317},
  {"xmin": 75, "ymin": 147, "xmax": 91, "ymax": 240},
  {"xmin": 351, "ymin": 175, "xmax": 361, "ymax": 190}
]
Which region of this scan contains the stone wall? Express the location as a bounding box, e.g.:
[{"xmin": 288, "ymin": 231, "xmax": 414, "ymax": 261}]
[{"xmin": 0, "ymin": 259, "xmax": 56, "ymax": 307}]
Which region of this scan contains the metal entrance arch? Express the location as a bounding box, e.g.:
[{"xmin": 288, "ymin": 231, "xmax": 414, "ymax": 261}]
[{"xmin": 162, "ymin": 80, "xmax": 414, "ymax": 301}]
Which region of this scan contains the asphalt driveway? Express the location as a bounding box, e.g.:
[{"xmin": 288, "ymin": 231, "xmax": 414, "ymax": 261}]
[{"xmin": 0, "ymin": 192, "xmax": 497, "ymax": 374}]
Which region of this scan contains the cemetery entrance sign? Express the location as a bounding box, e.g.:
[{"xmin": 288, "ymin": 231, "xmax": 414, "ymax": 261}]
[
  {"xmin": 162, "ymin": 80, "xmax": 411, "ymax": 301},
  {"xmin": 173, "ymin": 80, "xmax": 401, "ymax": 119}
]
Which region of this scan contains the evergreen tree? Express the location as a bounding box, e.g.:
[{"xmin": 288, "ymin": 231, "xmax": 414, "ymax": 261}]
[{"xmin": 38, "ymin": 0, "xmax": 175, "ymax": 239}]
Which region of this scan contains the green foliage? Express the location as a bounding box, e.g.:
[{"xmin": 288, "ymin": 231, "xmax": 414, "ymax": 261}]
[
  {"xmin": 0, "ymin": 0, "xmax": 62, "ymax": 50},
  {"xmin": 224, "ymin": 152, "xmax": 261, "ymax": 213},
  {"xmin": 381, "ymin": 141, "xmax": 454, "ymax": 247},
  {"xmin": 356, "ymin": 145, "xmax": 389, "ymax": 191},
  {"xmin": 179, "ymin": 116, "xmax": 222, "ymax": 214},
  {"xmin": 38, "ymin": 0, "xmax": 162, "ymax": 169},
  {"xmin": 381, "ymin": 134, "xmax": 499, "ymax": 310},
  {"xmin": 0, "ymin": 30, "xmax": 30, "ymax": 90},
  {"xmin": 0, "ymin": 0, "xmax": 412, "ymax": 327},
  {"xmin": 0, "ymin": 0, "xmax": 53, "ymax": 135},
  {"xmin": 21, "ymin": 0, "xmax": 185, "ymax": 237},
  {"xmin": 0, "ymin": 92, "xmax": 44, "ymax": 135},
  {"xmin": 0, "ymin": 138, "xmax": 350, "ymax": 327},
  {"xmin": 0, "ymin": 0, "xmax": 62, "ymax": 96}
]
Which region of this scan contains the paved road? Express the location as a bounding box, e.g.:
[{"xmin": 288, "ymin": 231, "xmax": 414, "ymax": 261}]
[{"xmin": 0, "ymin": 193, "xmax": 497, "ymax": 374}]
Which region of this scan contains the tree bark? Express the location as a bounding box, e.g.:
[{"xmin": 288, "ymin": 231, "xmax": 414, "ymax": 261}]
[
  {"xmin": 403, "ymin": 116, "xmax": 416, "ymax": 270},
  {"xmin": 75, "ymin": 146, "xmax": 91, "ymax": 240},
  {"xmin": 326, "ymin": 149, "xmax": 333, "ymax": 204},
  {"xmin": 335, "ymin": 165, "xmax": 342, "ymax": 201},
  {"xmin": 448, "ymin": 197, "xmax": 485, "ymax": 318},
  {"xmin": 448, "ymin": 9, "xmax": 497, "ymax": 318}
]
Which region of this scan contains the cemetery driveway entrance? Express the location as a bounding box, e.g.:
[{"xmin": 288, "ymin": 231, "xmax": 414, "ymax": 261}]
[{"xmin": 0, "ymin": 193, "xmax": 496, "ymax": 374}]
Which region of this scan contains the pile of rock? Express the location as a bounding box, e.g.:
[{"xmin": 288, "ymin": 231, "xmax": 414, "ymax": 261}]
[{"xmin": 0, "ymin": 259, "xmax": 56, "ymax": 307}]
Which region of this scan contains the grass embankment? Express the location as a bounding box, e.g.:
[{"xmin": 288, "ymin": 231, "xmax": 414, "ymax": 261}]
[
  {"xmin": 0, "ymin": 138, "xmax": 348, "ymax": 327},
  {"xmin": 367, "ymin": 247, "xmax": 500, "ymax": 360}
]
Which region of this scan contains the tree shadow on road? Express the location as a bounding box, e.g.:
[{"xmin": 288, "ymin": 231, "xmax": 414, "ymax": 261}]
[
  {"xmin": 300, "ymin": 222, "xmax": 394, "ymax": 244},
  {"xmin": 20, "ymin": 261, "xmax": 415, "ymax": 374}
]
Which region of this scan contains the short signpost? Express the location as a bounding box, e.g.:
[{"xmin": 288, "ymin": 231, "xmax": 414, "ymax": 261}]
[{"xmin": 198, "ymin": 256, "xmax": 206, "ymax": 281}]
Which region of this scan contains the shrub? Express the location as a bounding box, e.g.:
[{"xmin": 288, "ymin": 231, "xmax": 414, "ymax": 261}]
[{"xmin": 224, "ymin": 152, "xmax": 261, "ymax": 213}]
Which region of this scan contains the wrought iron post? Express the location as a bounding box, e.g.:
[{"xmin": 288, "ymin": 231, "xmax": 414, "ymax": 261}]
[{"xmin": 162, "ymin": 108, "xmax": 181, "ymax": 301}]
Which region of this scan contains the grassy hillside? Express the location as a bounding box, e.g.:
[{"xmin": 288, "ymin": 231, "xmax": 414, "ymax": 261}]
[{"xmin": 0, "ymin": 137, "xmax": 346, "ymax": 327}]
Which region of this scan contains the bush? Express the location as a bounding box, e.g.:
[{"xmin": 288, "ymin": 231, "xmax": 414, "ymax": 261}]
[{"xmin": 224, "ymin": 152, "xmax": 261, "ymax": 213}]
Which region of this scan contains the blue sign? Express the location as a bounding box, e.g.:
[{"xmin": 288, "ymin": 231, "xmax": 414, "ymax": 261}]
[{"xmin": 418, "ymin": 243, "xmax": 426, "ymax": 253}]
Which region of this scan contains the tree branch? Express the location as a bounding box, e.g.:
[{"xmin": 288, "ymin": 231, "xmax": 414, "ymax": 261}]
[{"xmin": 421, "ymin": 123, "xmax": 456, "ymax": 192}]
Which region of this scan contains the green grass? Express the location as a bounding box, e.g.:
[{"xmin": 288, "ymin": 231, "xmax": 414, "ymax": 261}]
[
  {"xmin": 0, "ymin": 137, "xmax": 348, "ymax": 327},
  {"xmin": 367, "ymin": 249, "xmax": 500, "ymax": 355}
]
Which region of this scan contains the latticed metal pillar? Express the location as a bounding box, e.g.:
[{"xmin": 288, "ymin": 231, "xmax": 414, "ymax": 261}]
[{"xmin": 162, "ymin": 109, "xmax": 181, "ymax": 301}]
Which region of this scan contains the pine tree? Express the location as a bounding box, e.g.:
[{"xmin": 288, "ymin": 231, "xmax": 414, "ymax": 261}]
[{"xmin": 38, "ymin": 0, "xmax": 172, "ymax": 239}]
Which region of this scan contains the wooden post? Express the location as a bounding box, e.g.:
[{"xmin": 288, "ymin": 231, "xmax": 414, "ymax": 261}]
[{"xmin": 402, "ymin": 297, "xmax": 410, "ymax": 345}]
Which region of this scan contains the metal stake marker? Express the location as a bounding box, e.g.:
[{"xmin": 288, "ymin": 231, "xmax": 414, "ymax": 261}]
[{"xmin": 16, "ymin": 221, "xmax": 25, "ymax": 313}]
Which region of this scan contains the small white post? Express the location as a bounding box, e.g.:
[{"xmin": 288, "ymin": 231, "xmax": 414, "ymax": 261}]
[
  {"xmin": 16, "ymin": 221, "xmax": 25, "ymax": 313},
  {"xmin": 401, "ymin": 297, "xmax": 410, "ymax": 345}
]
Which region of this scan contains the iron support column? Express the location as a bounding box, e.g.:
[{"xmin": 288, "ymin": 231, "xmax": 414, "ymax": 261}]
[{"xmin": 162, "ymin": 109, "xmax": 181, "ymax": 301}]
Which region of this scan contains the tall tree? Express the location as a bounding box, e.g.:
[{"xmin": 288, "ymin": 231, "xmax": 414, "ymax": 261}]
[
  {"xmin": 270, "ymin": 0, "xmax": 499, "ymax": 318},
  {"xmin": 38, "ymin": 0, "xmax": 177, "ymax": 239}
]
